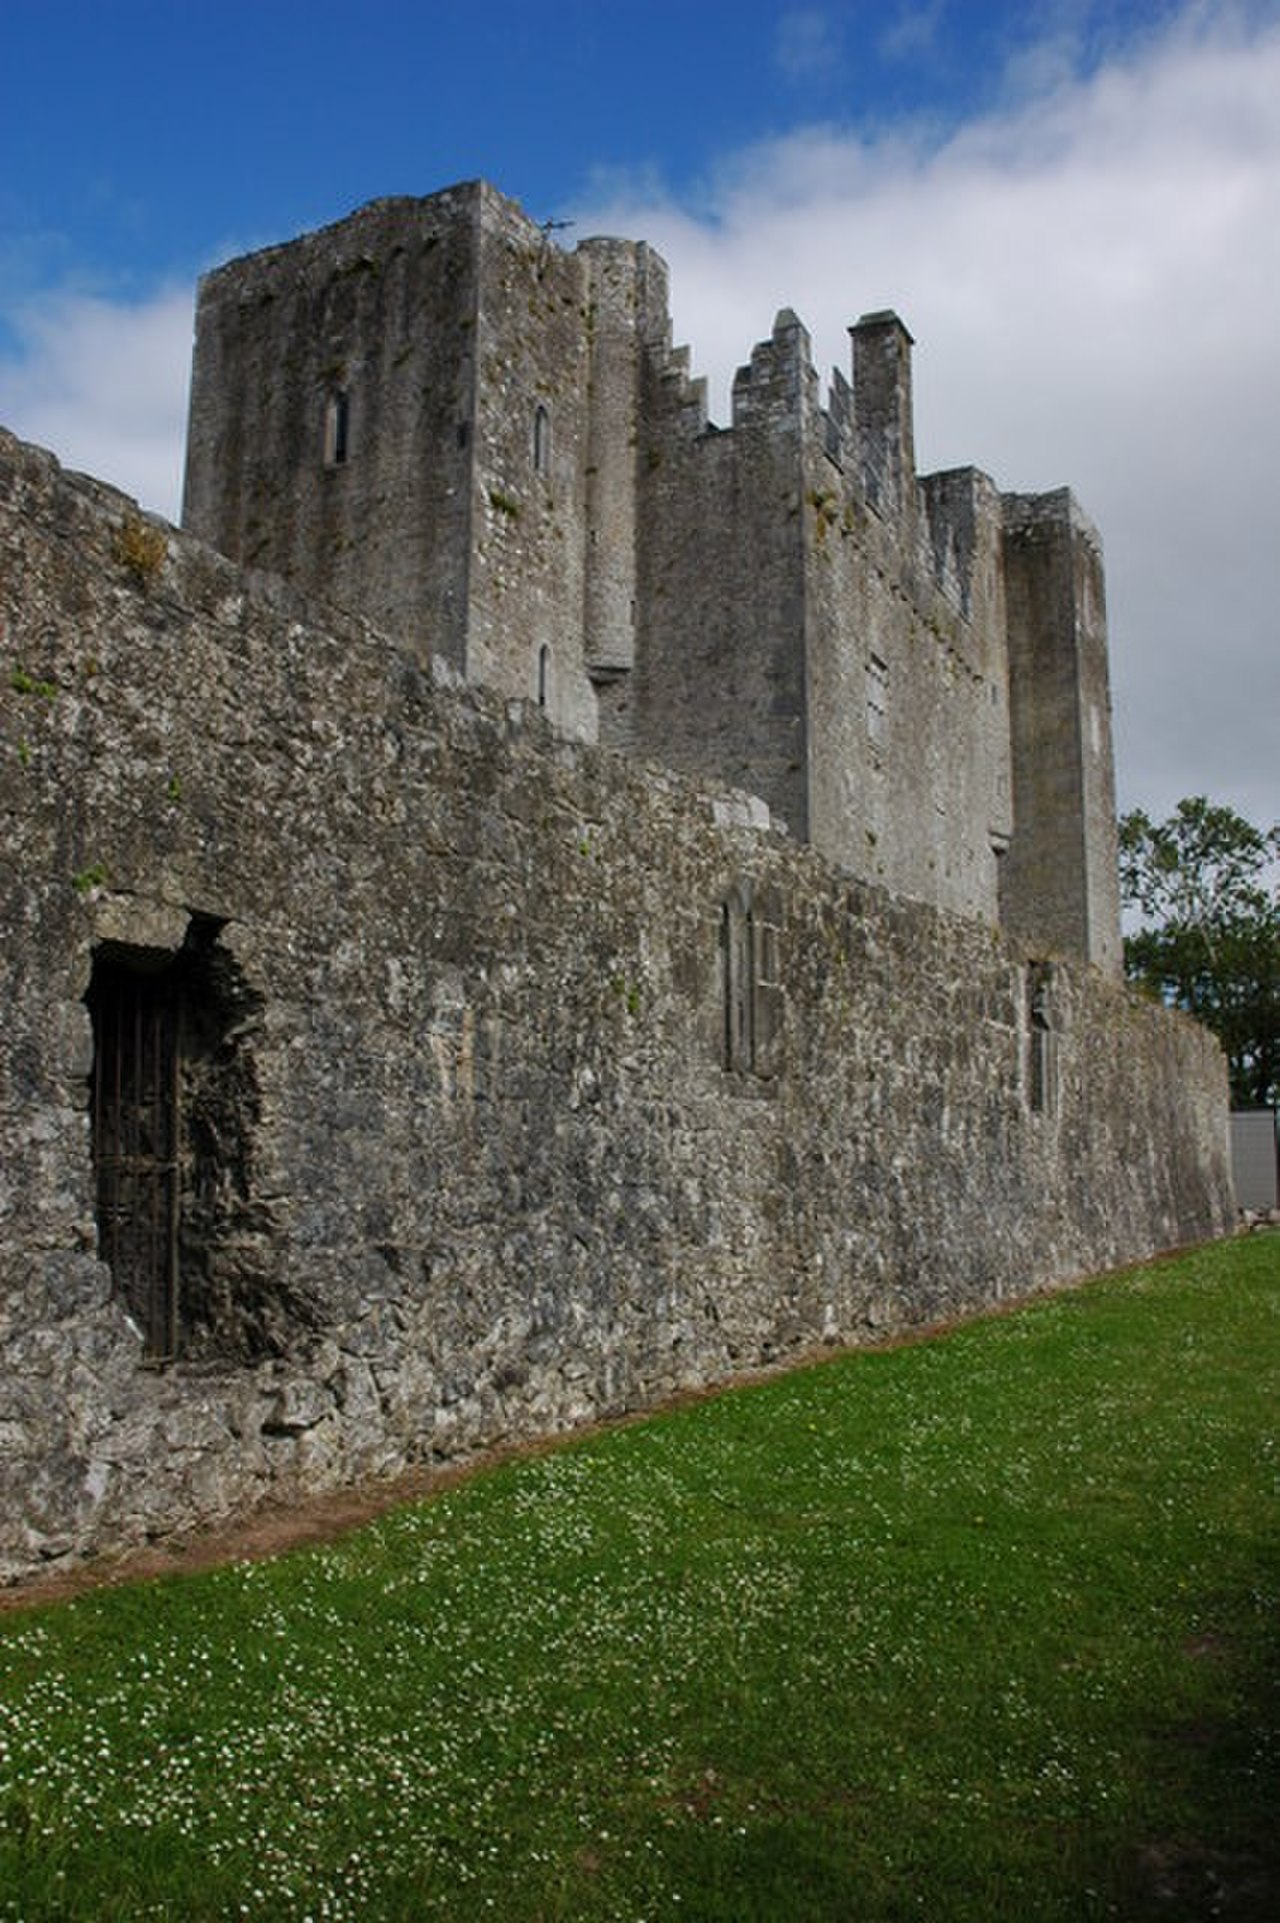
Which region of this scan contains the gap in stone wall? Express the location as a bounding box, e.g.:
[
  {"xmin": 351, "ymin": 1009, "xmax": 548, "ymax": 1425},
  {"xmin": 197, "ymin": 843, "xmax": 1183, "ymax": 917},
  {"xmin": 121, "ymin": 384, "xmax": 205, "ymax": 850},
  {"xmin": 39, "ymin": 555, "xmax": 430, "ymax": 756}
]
[{"xmin": 86, "ymin": 917, "xmax": 306, "ymax": 1367}]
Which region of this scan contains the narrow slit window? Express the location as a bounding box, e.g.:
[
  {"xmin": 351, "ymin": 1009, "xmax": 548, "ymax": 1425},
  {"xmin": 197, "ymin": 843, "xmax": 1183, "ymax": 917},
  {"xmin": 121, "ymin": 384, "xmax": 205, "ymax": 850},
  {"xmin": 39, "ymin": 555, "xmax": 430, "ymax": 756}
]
[
  {"xmin": 537, "ymin": 644, "xmax": 550, "ymax": 710},
  {"xmin": 1027, "ymin": 962, "xmax": 1059, "ymax": 1117},
  {"xmin": 533, "ymin": 403, "xmax": 550, "ymax": 476},
  {"xmin": 325, "ymin": 390, "xmax": 351, "ymax": 466},
  {"xmin": 866, "ymin": 653, "xmax": 888, "ymax": 752}
]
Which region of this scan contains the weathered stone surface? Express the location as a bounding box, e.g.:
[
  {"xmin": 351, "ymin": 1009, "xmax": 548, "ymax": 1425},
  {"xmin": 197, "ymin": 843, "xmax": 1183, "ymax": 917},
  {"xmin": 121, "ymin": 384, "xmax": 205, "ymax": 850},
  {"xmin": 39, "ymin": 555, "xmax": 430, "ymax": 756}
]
[
  {"xmin": 183, "ymin": 182, "xmax": 1121, "ymax": 971},
  {"xmin": 0, "ymin": 427, "xmax": 1234, "ymax": 1583}
]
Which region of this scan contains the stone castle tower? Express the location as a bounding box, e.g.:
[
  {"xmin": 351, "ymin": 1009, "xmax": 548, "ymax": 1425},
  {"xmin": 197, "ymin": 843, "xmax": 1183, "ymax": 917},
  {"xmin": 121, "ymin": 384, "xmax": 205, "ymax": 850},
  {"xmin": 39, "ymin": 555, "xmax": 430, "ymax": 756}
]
[{"xmin": 183, "ymin": 179, "xmax": 1121, "ymax": 971}]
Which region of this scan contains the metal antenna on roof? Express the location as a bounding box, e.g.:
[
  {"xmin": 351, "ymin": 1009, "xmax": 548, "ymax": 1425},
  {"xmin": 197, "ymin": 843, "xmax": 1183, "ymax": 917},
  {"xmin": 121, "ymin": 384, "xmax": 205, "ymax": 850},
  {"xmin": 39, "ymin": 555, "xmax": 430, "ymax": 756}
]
[{"xmin": 537, "ymin": 216, "xmax": 575, "ymax": 275}]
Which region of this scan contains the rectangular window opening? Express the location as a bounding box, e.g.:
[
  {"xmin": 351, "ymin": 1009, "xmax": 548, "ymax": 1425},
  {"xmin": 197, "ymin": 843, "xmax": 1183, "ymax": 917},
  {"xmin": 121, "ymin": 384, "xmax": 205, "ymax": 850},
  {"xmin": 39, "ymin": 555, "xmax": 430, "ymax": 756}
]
[{"xmin": 325, "ymin": 390, "xmax": 351, "ymax": 466}]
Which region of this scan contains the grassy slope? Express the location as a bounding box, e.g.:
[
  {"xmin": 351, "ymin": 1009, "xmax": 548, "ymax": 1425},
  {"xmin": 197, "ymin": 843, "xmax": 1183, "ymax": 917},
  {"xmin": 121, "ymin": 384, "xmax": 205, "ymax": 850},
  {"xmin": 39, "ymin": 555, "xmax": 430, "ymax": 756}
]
[{"xmin": 1, "ymin": 1235, "xmax": 1276, "ymax": 1921}]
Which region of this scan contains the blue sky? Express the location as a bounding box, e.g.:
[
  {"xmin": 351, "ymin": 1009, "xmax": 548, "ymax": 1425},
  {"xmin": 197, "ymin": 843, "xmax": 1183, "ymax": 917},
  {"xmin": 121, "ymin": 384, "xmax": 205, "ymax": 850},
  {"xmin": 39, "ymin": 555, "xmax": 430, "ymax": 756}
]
[
  {"xmin": 4, "ymin": 1, "xmax": 1136, "ymax": 284},
  {"xmin": 3, "ymin": 0, "xmax": 1278, "ymax": 829}
]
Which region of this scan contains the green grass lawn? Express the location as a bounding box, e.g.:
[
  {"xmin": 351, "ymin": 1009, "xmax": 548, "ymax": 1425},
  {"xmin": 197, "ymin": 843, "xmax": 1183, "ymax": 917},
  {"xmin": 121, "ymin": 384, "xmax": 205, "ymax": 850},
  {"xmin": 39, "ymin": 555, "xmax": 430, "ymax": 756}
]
[{"xmin": 1, "ymin": 1236, "xmax": 1276, "ymax": 1921}]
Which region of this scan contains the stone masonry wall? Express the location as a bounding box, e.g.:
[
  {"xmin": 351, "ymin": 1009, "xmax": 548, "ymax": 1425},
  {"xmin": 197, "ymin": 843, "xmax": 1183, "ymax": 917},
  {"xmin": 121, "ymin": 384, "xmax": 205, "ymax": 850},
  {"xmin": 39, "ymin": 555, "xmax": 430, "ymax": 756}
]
[
  {"xmin": 466, "ymin": 186, "xmax": 597, "ymax": 736},
  {"xmin": 1001, "ymin": 490, "xmax": 1123, "ymax": 974},
  {"xmin": 0, "ymin": 428, "xmax": 1234, "ymax": 1583},
  {"xmin": 184, "ymin": 189, "xmax": 485, "ymax": 673},
  {"xmin": 803, "ymin": 451, "xmax": 1013, "ymax": 923},
  {"xmin": 628, "ymin": 314, "xmax": 811, "ymax": 839}
]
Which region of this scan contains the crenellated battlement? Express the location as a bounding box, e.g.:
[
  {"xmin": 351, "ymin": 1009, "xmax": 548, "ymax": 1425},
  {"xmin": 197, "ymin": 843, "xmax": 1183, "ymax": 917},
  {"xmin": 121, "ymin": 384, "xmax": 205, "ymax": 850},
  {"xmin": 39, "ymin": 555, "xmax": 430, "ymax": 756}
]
[
  {"xmin": 730, "ymin": 309, "xmax": 820, "ymax": 430},
  {"xmin": 183, "ymin": 180, "xmax": 1121, "ymax": 970}
]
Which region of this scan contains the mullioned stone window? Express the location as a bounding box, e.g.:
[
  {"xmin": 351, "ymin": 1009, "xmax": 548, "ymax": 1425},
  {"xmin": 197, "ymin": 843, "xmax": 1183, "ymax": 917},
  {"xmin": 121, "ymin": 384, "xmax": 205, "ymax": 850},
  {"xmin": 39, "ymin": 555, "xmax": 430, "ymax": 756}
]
[{"xmin": 720, "ymin": 882, "xmax": 784, "ymax": 1079}]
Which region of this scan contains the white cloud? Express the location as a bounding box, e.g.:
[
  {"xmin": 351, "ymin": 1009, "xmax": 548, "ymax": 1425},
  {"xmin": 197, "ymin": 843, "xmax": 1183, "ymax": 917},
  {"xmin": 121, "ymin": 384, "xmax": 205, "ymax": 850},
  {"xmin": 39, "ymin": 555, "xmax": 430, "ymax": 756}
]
[
  {"xmin": 878, "ymin": 0, "xmax": 947, "ymax": 65},
  {"xmin": 572, "ymin": 5, "xmax": 1280, "ymax": 828},
  {"xmin": 0, "ymin": 285, "xmax": 192, "ymax": 519},
  {"xmin": 776, "ymin": 8, "xmax": 845, "ymax": 83}
]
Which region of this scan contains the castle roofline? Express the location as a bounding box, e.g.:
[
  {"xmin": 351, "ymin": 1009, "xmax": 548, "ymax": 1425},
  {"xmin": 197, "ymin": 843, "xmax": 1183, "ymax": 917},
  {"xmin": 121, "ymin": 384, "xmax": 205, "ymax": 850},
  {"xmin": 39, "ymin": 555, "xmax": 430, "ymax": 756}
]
[
  {"xmin": 852, "ymin": 309, "xmax": 915, "ymax": 345},
  {"xmin": 196, "ymin": 180, "xmax": 515, "ymax": 291},
  {"xmin": 195, "ymin": 179, "xmax": 630, "ymax": 302},
  {"xmin": 1003, "ymin": 485, "xmax": 1103, "ymax": 555}
]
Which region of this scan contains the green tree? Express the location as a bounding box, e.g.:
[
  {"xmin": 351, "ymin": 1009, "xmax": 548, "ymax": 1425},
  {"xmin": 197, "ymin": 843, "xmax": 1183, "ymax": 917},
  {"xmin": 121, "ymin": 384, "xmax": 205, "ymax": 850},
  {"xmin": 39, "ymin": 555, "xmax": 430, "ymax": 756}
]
[{"xmin": 1119, "ymin": 797, "xmax": 1279, "ymax": 1107}]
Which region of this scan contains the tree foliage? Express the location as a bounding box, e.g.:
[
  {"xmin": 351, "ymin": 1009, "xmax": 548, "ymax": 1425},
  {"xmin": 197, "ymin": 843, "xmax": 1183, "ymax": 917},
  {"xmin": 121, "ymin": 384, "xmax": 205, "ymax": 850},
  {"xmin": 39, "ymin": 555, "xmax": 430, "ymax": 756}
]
[{"xmin": 1119, "ymin": 797, "xmax": 1279, "ymax": 1107}]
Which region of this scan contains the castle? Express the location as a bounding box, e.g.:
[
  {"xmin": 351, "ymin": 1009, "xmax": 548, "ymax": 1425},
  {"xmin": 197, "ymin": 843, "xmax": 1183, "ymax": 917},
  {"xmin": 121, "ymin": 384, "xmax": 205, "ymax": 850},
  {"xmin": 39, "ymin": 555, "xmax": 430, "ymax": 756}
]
[
  {"xmin": 184, "ymin": 181, "xmax": 1119, "ymax": 968},
  {"xmin": 0, "ymin": 184, "xmax": 1232, "ymax": 1582}
]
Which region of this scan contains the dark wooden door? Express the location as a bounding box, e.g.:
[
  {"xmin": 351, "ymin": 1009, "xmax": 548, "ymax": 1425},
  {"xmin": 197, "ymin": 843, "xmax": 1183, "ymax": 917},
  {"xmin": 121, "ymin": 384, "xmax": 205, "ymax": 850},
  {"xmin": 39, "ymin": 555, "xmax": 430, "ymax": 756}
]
[{"xmin": 90, "ymin": 962, "xmax": 180, "ymax": 1359}]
